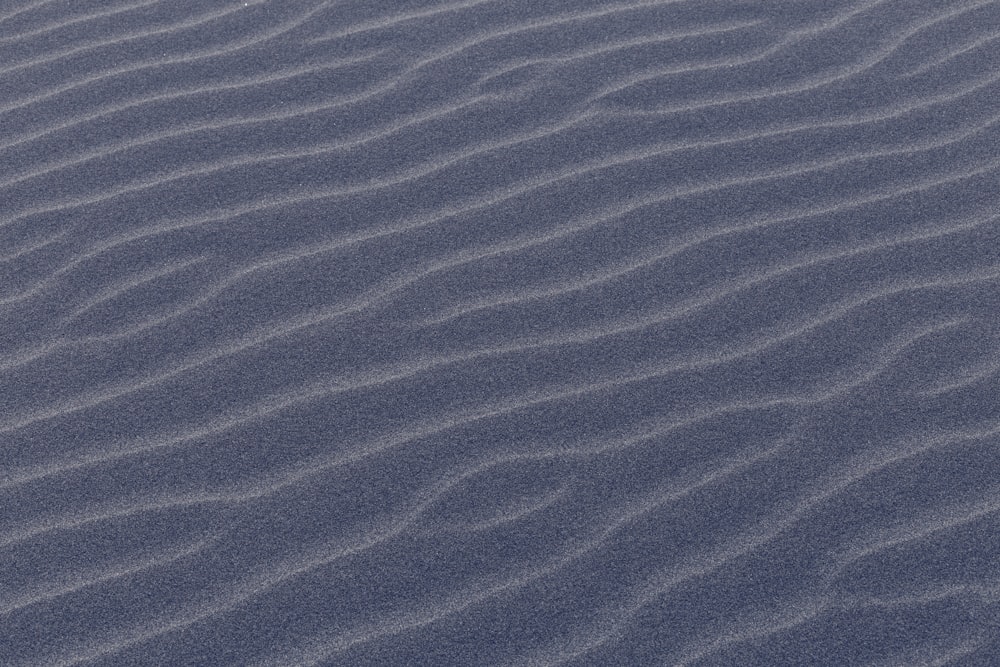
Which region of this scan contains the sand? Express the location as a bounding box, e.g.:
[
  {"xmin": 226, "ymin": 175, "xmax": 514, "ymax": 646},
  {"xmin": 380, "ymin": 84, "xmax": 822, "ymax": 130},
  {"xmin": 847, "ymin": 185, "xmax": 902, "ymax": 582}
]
[{"xmin": 1, "ymin": 0, "xmax": 999, "ymax": 665}]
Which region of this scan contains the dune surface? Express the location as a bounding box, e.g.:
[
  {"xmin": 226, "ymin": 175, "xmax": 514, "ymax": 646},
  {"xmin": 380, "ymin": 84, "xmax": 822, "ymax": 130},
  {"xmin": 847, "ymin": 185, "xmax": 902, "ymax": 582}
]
[{"xmin": 2, "ymin": 0, "xmax": 1000, "ymax": 665}]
